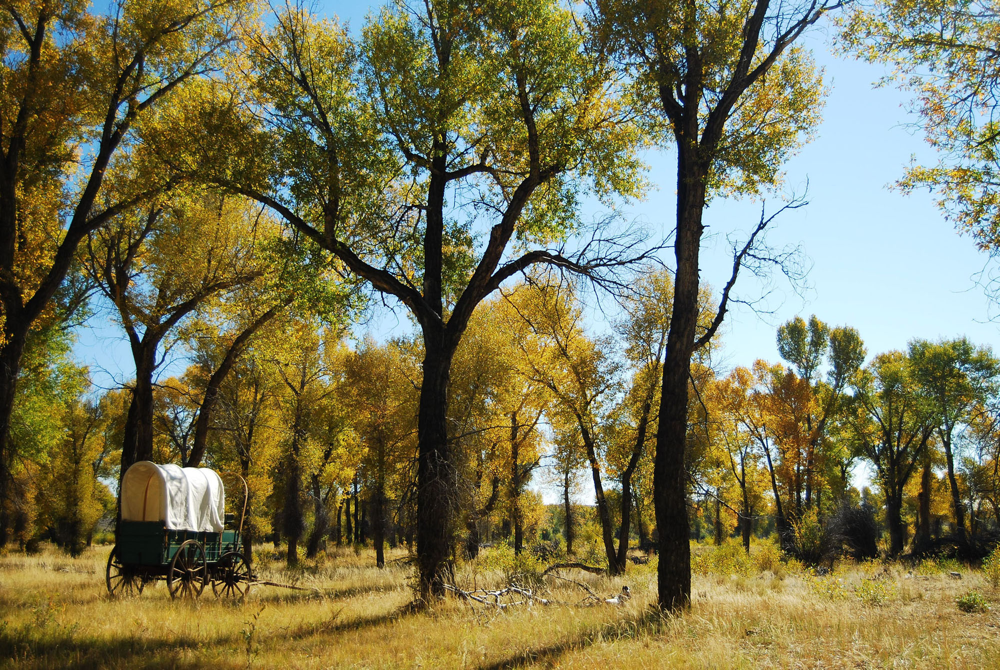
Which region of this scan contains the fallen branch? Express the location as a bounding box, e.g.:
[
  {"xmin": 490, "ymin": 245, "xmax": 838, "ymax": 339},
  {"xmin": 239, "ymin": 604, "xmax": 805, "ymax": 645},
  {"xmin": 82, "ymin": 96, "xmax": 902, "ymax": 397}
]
[
  {"xmin": 443, "ymin": 583, "xmax": 551, "ymax": 609},
  {"xmin": 542, "ymin": 562, "xmax": 605, "ymax": 576},
  {"xmin": 252, "ymin": 579, "xmax": 322, "ymax": 594}
]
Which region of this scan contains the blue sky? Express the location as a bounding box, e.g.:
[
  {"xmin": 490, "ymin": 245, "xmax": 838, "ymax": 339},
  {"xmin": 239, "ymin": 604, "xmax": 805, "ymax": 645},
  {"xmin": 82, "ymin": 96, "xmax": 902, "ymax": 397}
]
[{"xmin": 76, "ymin": 4, "xmax": 1000, "ymax": 388}]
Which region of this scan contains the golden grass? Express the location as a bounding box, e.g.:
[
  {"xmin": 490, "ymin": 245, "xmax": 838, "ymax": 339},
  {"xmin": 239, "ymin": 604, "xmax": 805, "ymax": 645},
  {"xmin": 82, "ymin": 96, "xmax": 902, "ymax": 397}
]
[{"xmin": 1, "ymin": 543, "xmax": 998, "ymax": 669}]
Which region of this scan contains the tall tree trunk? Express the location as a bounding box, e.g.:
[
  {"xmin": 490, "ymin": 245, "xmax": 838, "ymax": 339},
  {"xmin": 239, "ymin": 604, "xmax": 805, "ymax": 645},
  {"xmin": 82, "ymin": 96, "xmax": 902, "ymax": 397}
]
[
  {"xmin": 942, "ymin": 437, "xmax": 967, "ymax": 545},
  {"xmin": 763, "ymin": 440, "xmax": 791, "ymax": 550},
  {"xmin": 121, "ymin": 342, "xmax": 158, "ymax": 473},
  {"xmin": 886, "ymin": 491, "xmax": 905, "ymax": 556},
  {"xmin": 373, "ymin": 485, "xmax": 385, "ymax": 568},
  {"xmin": 741, "ymin": 487, "xmax": 752, "ymax": 554},
  {"xmin": 581, "ymin": 423, "xmax": 622, "ymax": 574},
  {"xmin": 563, "ymin": 469, "xmax": 574, "ymax": 555},
  {"xmin": 634, "ymin": 489, "xmax": 648, "ymax": 550},
  {"xmin": 615, "ymin": 395, "xmax": 652, "ymax": 569},
  {"xmin": 415, "ymin": 335, "xmax": 458, "ymax": 599},
  {"xmin": 343, "ymin": 495, "xmax": 352, "ymax": 544},
  {"xmin": 510, "ymin": 412, "xmax": 524, "ymax": 555},
  {"xmin": 306, "ymin": 475, "xmax": 327, "ymax": 559},
  {"xmin": 353, "ymin": 476, "xmax": 361, "ymax": 544},
  {"xmin": 916, "ymin": 460, "xmax": 932, "ymax": 551},
  {"xmin": 0, "ymin": 332, "xmax": 26, "ymax": 547},
  {"xmin": 335, "ymin": 502, "xmax": 342, "ymax": 546},
  {"xmin": 283, "ymin": 402, "xmax": 305, "ymax": 567},
  {"xmin": 360, "ymin": 496, "xmax": 368, "ymax": 544},
  {"xmin": 654, "ymin": 147, "xmax": 706, "ymax": 609},
  {"xmin": 283, "ymin": 454, "xmax": 303, "ymax": 567}
]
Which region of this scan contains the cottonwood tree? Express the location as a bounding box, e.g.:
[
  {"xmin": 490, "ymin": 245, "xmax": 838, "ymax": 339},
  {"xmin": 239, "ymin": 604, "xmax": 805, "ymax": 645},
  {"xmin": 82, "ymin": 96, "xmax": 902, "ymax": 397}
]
[
  {"xmin": 506, "ymin": 279, "xmax": 628, "ymax": 573},
  {"xmin": 709, "ymin": 370, "xmax": 771, "ymax": 552},
  {"xmin": 848, "ymin": 351, "xmax": 935, "ymax": 555},
  {"xmin": 776, "ymin": 316, "xmax": 866, "ymax": 512},
  {"xmin": 0, "ymin": 0, "xmax": 245, "ymax": 545},
  {"xmin": 83, "ymin": 192, "xmax": 273, "ymax": 481},
  {"xmin": 909, "ymin": 338, "xmax": 999, "ymax": 546},
  {"xmin": 197, "ymin": 0, "xmax": 646, "ymax": 598},
  {"xmin": 592, "ymin": 0, "xmax": 835, "ymax": 608}
]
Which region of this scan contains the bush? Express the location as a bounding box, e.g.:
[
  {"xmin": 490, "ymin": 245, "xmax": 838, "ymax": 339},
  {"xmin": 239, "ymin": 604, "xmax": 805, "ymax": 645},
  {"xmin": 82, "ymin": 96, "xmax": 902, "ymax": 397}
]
[
  {"xmin": 828, "ymin": 502, "xmax": 879, "ymax": 561},
  {"xmin": 854, "ymin": 577, "xmax": 896, "ymax": 607},
  {"xmin": 792, "ymin": 509, "xmax": 828, "ymax": 565},
  {"xmin": 753, "ymin": 539, "xmax": 783, "ymax": 574},
  {"xmin": 983, "ymin": 546, "xmax": 1000, "ymax": 589},
  {"xmin": 956, "ymin": 590, "xmax": 990, "ymax": 613},
  {"xmin": 475, "ymin": 542, "xmax": 546, "ymax": 588}
]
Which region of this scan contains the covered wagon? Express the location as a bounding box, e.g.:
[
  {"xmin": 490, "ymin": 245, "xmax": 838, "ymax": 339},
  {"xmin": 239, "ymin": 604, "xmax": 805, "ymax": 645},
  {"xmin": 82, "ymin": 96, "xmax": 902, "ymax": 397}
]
[{"xmin": 106, "ymin": 461, "xmax": 250, "ymax": 599}]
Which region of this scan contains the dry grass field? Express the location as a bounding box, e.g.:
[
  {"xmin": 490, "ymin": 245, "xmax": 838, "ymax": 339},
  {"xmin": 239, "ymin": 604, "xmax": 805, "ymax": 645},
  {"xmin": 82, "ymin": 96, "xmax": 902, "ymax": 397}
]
[{"xmin": 1, "ymin": 542, "xmax": 999, "ymax": 669}]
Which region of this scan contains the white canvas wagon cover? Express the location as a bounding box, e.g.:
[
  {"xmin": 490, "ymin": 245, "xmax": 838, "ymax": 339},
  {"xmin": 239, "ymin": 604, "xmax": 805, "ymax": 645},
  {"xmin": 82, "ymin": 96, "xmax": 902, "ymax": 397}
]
[{"xmin": 121, "ymin": 461, "xmax": 225, "ymax": 533}]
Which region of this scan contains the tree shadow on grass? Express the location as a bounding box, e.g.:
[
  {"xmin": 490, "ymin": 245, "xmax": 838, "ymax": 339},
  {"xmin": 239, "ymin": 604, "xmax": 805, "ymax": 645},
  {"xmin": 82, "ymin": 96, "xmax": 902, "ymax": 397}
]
[
  {"xmin": 0, "ymin": 627, "xmax": 240, "ymax": 670},
  {"xmin": 275, "ymin": 601, "xmax": 421, "ymax": 642},
  {"xmin": 476, "ymin": 607, "xmax": 673, "ymax": 670}
]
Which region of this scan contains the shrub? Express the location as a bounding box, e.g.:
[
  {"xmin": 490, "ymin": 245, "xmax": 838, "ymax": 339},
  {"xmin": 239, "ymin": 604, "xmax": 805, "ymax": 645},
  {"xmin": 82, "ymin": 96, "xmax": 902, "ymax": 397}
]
[
  {"xmin": 983, "ymin": 546, "xmax": 1000, "ymax": 589},
  {"xmin": 855, "ymin": 577, "xmax": 896, "ymax": 606},
  {"xmin": 956, "ymin": 590, "xmax": 991, "ymax": 613},
  {"xmin": 792, "ymin": 509, "xmax": 828, "ymax": 565},
  {"xmin": 475, "ymin": 542, "xmax": 546, "ymax": 588},
  {"xmin": 753, "ymin": 539, "xmax": 783, "ymax": 574},
  {"xmin": 809, "ymin": 576, "xmax": 849, "ymax": 601},
  {"xmin": 828, "ymin": 502, "xmax": 879, "ymax": 561}
]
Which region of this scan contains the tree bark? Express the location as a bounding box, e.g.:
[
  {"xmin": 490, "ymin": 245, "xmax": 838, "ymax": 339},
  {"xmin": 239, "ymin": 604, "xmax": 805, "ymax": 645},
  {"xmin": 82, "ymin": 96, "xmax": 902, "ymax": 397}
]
[
  {"xmin": 353, "ymin": 474, "xmax": 361, "ymax": 544},
  {"xmin": 306, "ymin": 474, "xmax": 328, "ymax": 559},
  {"xmin": 563, "ymin": 469, "xmax": 574, "ymax": 555},
  {"xmin": 763, "ymin": 439, "xmax": 791, "ymax": 550},
  {"xmin": 615, "ymin": 394, "xmax": 653, "ymax": 570},
  {"xmin": 343, "ymin": 495, "xmax": 352, "ymax": 544},
  {"xmin": 415, "ymin": 332, "xmax": 459, "ymax": 599},
  {"xmin": 0, "ymin": 332, "xmax": 27, "ymax": 547},
  {"xmin": 916, "ymin": 460, "xmax": 932, "ymax": 551},
  {"xmin": 654, "ymin": 148, "xmax": 706, "ymax": 609},
  {"xmin": 886, "ymin": 490, "xmax": 905, "ymax": 556},
  {"xmin": 581, "ymin": 422, "xmax": 623, "ymax": 574},
  {"xmin": 120, "ymin": 342, "xmax": 159, "ymax": 475},
  {"xmin": 510, "ymin": 412, "xmax": 524, "ymax": 555},
  {"xmin": 942, "ymin": 435, "xmax": 967, "ymax": 545},
  {"xmin": 741, "ymin": 486, "xmax": 752, "ymax": 554},
  {"xmin": 373, "ymin": 487, "xmax": 385, "ymax": 568}
]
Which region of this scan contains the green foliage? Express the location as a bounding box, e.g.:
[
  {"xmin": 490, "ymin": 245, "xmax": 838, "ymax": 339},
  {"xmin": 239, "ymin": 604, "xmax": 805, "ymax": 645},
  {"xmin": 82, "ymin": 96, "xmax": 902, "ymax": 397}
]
[
  {"xmin": 474, "ymin": 542, "xmax": 546, "ymax": 588},
  {"xmin": 914, "ymin": 556, "xmax": 962, "ymax": 577},
  {"xmin": 792, "ymin": 508, "xmax": 827, "ymax": 565},
  {"xmin": 854, "ymin": 577, "xmax": 897, "ymax": 607},
  {"xmin": 983, "ymin": 546, "xmax": 1000, "ymax": 589},
  {"xmin": 809, "ymin": 576, "xmax": 849, "ymax": 601},
  {"xmin": 956, "ymin": 590, "xmax": 990, "ymax": 614}
]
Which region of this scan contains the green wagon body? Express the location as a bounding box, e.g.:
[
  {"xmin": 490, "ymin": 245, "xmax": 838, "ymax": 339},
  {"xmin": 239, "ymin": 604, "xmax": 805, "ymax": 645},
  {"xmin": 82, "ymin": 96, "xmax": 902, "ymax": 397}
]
[{"xmin": 117, "ymin": 521, "xmax": 241, "ymax": 567}]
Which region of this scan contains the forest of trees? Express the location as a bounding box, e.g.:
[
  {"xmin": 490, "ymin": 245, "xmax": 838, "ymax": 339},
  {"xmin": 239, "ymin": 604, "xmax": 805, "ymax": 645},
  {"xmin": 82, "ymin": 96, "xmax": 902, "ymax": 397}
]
[{"xmin": 5, "ymin": 0, "xmax": 1000, "ymax": 615}]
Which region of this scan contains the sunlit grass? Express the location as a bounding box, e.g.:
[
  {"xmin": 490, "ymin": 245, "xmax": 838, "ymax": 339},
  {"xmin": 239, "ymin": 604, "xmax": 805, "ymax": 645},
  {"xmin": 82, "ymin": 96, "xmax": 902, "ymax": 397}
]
[{"xmin": 1, "ymin": 542, "xmax": 998, "ymax": 668}]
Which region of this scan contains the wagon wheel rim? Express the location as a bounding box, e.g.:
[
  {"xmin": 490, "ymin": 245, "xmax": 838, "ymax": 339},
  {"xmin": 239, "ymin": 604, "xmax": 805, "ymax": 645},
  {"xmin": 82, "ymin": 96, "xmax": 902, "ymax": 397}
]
[
  {"xmin": 168, "ymin": 540, "xmax": 207, "ymax": 599},
  {"xmin": 106, "ymin": 547, "xmax": 143, "ymax": 597},
  {"xmin": 212, "ymin": 552, "xmax": 251, "ymax": 600}
]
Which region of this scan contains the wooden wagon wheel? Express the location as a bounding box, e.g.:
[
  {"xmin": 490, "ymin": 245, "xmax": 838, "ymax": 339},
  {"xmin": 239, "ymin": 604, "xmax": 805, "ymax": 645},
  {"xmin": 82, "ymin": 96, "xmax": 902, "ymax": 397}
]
[
  {"xmin": 106, "ymin": 546, "xmax": 144, "ymax": 597},
  {"xmin": 212, "ymin": 551, "xmax": 252, "ymax": 599},
  {"xmin": 167, "ymin": 540, "xmax": 207, "ymax": 599}
]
